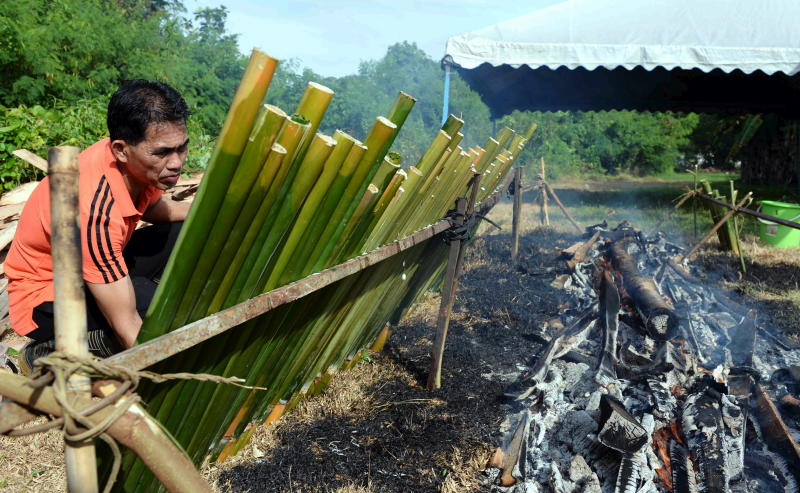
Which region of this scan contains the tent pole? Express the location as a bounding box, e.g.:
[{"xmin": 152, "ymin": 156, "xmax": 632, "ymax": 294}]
[{"xmin": 441, "ymin": 63, "xmax": 451, "ymax": 126}]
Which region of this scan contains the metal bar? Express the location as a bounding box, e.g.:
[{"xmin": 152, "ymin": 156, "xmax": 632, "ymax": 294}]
[
  {"xmin": 109, "ymin": 219, "xmax": 451, "ymax": 370},
  {"xmin": 511, "ymin": 167, "xmax": 522, "ymax": 263},
  {"xmin": 108, "ymin": 175, "xmax": 512, "ymax": 372},
  {"xmin": 49, "ymin": 146, "xmax": 98, "ymax": 493},
  {"xmin": 427, "ymin": 197, "xmax": 468, "ymax": 390},
  {"xmin": 697, "ymin": 192, "xmax": 800, "ymax": 230}
]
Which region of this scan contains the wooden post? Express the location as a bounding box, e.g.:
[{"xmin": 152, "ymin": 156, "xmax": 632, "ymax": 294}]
[
  {"xmin": 511, "ymin": 167, "xmax": 522, "ymax": 263},
  {"xmin": 49, "ymin": 146, "xmax": 98, "ymax": 492},
  {"xmin": 539, "ymin": 157, "xmax": 549, "ymax": 226},
  {"xmin": 427, "ymin": 197, "xmax": 467, "ymax": 390},
  {"xmin": 427, "ymin": 173, "xmax": 483, "ymax": 390}
]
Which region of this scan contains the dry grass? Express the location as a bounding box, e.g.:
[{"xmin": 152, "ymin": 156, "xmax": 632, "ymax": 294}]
[{"xmin": 0, "ymin": 415, "xmax": 65, "ymax": 492}]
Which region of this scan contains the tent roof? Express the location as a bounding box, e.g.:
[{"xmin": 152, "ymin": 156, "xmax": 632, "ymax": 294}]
[{"xmin": 444, "ymin": 0, "xmax": 800, "ymax": 117}]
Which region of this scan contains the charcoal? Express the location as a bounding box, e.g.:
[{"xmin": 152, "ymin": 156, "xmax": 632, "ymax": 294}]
[
  {"xmin": 670, "ymin": 442, "xmax": 699, "ymax": 493},
  {"xmin": 568, "ymin": 455, "xmax": 593, "ymax": 484},
  {"xmin": 596, "ymin": 271, "xmax": 620, "ymax": 386},
  {"xmin": 683, "ymin": 380, "xmax": 734, "ymax": 493},
  {"xmin": 597, "ymin": 395, "xmax": 648, "ymax": 453},
  {"xmin": 613, "ymin": 454, "xmax": 640, "ymax": 493}
]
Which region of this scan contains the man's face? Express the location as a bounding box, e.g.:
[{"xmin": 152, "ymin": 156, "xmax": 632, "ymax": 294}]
[{"xmin": 112, "ymin": 121, "xmax": 189, "ymax": 191}]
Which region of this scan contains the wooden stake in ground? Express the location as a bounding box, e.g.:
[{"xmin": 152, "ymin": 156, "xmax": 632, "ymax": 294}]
[
  {"xmin": 511, "ymin": 167, "xmax": 522, "ymax": 263},
  {"xmin": 539, "ymin": 157, "xmax": 549, "ymax": 226},
  {"xmin": 681, "ymin": 192, "xmax": 753, "ymax": 262},
  {"xmin": 543, "ymin": 181, "xmax": 582, "ymax": 233},
  {"xmin": 48, "ymin": 146, "xmax": 98, "ymax": 493},
  {"xmin": 427, "ymin": 174, "xmax": 482, "ymax": 391},
  {"xmin": 427, "ymin": 197, "xmax": 467, "ymax": 391}
]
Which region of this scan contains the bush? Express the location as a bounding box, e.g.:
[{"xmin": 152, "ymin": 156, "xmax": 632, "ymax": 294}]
[{"xmin": 0, "ymin": 100, "xmax": 214, "ymax": 190}]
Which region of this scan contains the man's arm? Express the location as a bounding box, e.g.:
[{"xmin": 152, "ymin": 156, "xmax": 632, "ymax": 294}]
[
  {"xmin": 87, "ymin": 277, "xmax": 141, "ymax": 348},
  {"xmin": 142, "ymin": 196, "xmax": 191, "ymax": 223}
]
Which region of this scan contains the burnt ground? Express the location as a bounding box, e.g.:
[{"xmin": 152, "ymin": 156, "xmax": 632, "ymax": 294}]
[
  {"xmin": 206, "ymin": 198, "xmax": 800, "ymax": 493},
  {"xmin": 205, "ymin": 224, "xmax": 582, "ymax": 493}
]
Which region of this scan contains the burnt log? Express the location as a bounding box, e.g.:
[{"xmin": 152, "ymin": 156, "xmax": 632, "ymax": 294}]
[{"xmin": 610, "ymin": 239, "xmax": 678, "ymax": 340}]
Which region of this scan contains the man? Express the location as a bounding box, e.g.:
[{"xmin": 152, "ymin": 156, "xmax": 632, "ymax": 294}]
[{"xmin": 5, "ymin": 80, "xmax": 192, "ymax": 372}]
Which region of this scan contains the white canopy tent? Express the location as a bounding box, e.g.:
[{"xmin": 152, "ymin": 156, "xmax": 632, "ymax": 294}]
[{"xmin": 442, "ymin": 0, "xmax": 800, "ymax": 117}]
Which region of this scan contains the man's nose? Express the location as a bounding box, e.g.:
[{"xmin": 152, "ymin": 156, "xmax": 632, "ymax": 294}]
[{"xmin": 167, "ymin": 151, "xmax": 184, "ymax": 170}]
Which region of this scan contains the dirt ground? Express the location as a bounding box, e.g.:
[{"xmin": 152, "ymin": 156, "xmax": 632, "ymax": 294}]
[{"xmin": 2, "ymin": 186, "xmax": 799, "ymax": 492}]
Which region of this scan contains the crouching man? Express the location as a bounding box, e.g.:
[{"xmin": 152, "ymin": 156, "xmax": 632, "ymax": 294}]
[{"xmin": 5, "ymin": 80, "xmax": 192, "ymax": 372}]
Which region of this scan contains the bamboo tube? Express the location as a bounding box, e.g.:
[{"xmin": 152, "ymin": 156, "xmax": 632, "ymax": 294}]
[
  {"xmin": 495, "ymin": 126, "xmax": 515, "ymax": 152},
  {"xmin": 475, "ymin": 138, "xmax": 500, "ymax": 174},
  {"xmin": 141, "ymin": 125, "xmax": 318, "ymax": 456},
  {"xmin": 367, "ymin": 167, "xmax": 423, "ymax": 248},
  {"xmin": 169, "ymin": 134, "xmax": 347, "ymax": 449},
  {"xmin": 205, "ymin": 116, "xmax": 312, "ymax": 312},
  {"xmin": 415, "ymin": 130, "xmax": 451, "ymax": 175},
  {"xmin": 326, "ymin": 184, "xmax": 381, "ymax": 262},
  {"xmin": 524, "ymin": 122, "xmax": 538, "ymax": 141},
  {"xmin": 344, "ymin": 170, "xmax": 406, "ymax": 256},
  {"xmin": 140, "ymin": 50, "xmax": 278, "ymax": 341},
  {"xmin": 276, "ymin": 140, "xmax": 367, "ymax": 284},
  {"xmin": 441, "ymin": 114, "xmax": 464, "ymax": 137},
  {"xmin": 303, "ymin": 116, "xmax": 398, "ymax": 273},
  {"xmin": 447, "ymin": 132, "xmax": 464, "ymax": 152},
  {"xmin": 263, "ymin": 131, "xmax": 357, "ymax": 290},
  {"xmin": 164, "ymin": 105, "xmax": 287, "ymax": 331},
  {"xmin": 292, "ymin": 82, "xmax": 335, "ymax": 161},
  {"xmin": 371, "ymin": 156, "xmax": 402, "ymax": 191},
  {"xmin": 49, "ymin": 146, "xmax": 98, "ymax": 493},
  {"xmin": 242, "ymin": 133, "xmax": 337, "ymax": 298}
]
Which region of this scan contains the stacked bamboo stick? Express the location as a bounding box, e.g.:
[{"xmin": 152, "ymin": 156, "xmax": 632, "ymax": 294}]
[{"xmin": 116, "ymin": 49, "xmax": 535, "ymax": 490}]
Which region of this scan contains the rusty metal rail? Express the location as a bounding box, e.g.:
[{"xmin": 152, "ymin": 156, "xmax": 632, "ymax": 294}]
[
  {"xmin": 108, "ymin": 181, "xmax": 511, "ymax": 371},
  {"xmin": 697, "ymin": 192, "xmax": 800, "ymax": 231}
]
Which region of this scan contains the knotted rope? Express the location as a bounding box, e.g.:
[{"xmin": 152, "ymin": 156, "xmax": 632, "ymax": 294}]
[{"xmin": 8, "ymin": 351, "xmax": 265, "ymax": 493}]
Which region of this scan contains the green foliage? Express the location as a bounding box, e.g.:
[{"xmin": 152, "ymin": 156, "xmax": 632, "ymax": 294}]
[
  {"xmin": 0, "ymin": 0, "xmax": 244, "ymax": 136},
  {"xmin": 0, "ymin": 0, "xmax": 727, "ymax": 186},
  {"xmin": 0, "ymin": 99, "xmax": 107, "ymax": 189},
  {"xmin": 0, "ymin": 100, "xmax": 213, "ymax": 190}
]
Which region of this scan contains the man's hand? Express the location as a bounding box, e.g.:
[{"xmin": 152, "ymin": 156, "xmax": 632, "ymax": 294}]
[
  {"xmin": 87, "ymin": 277, "xmax": 141, "ymax": 348},
  {"xmin": 143, "ymin": 196, "xmax": 190, "ymax": 223}
]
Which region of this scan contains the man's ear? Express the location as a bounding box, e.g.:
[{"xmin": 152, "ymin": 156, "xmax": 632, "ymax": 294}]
[{"xmin": 110, "ymin": 139, "xmax": 130, "ymax": 164}]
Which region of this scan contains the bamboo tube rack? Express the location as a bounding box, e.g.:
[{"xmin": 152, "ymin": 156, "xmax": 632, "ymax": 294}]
[{"xmin": 0, "ymin": 45, "xmax": 534, "ymax": 492}]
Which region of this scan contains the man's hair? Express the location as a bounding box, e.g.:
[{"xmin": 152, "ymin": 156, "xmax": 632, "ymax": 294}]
[{"xmin": 107, "ymin": 80, "xmax": 189, "ymax": 144}]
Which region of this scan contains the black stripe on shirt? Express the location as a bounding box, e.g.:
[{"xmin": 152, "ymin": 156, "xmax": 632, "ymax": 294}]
[
  {"xmin": 93, "ymin": 182, "xmax": 121, "ymax": 282},
  {"xmin": 87, "ymin": 176, "xmax": 110, "ymax": 283}
]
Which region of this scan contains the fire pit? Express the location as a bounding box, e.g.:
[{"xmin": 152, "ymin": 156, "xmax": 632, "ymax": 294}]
[{"xmin": 488, "ymin": 222, "xmax": 800, "ymax": 493}]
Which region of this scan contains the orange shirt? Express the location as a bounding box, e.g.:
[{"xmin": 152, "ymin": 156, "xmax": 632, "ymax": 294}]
[{"xmin": 5, "ymin": 138, "xmax": 163, "ymax": 336}]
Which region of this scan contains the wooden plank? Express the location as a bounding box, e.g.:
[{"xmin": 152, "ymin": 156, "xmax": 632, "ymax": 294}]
[
  {"xmin": 0, "ymin": 222, "xmax": 17, "ymax": 252},
  {"xmin": 0, "ymin": 203, "xmax": 24, "ymax": 222},
  {"xmin": 0, "ymin": 182, "xmax": 39, "ymax": 206},
  {"xmin": 11, "ymin": 149, "xmax": 48, "ymax": 173}
]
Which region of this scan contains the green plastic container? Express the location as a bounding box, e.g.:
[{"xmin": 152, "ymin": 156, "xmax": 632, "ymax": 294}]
[{"xmin": 758, "ymin": 200, "xmax": 800, "ymax": 247}]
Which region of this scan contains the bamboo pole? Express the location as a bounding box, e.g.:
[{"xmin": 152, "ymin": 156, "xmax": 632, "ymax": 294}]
[
  {"xmin": 539, "ymin": 157, "xmax": 549, "ymax": 226},
  {"xmin": 543, "ymin": 182, "xmax": 581, "ymax": 233},
  {"xmin": 49, "ymin": 146, "xmax": 98, "ymax": 493},
  {"xmin": 511, "ymin": 167, "xmax": 522, "ymax": 263},
  {"xmin": 0, "ymin": 373, "xmax": 212, "ymax": 493}
]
